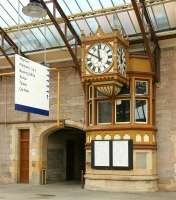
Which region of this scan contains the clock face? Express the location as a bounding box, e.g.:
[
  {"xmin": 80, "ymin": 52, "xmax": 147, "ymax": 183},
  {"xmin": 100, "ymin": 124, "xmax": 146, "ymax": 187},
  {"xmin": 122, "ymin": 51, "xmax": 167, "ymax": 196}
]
[
  {"xmin": 86, "ymin": 43, "xmax": 113, "ymax": 74},
  {"xmin": 118, "ymin": 47, "xmax": 126, "ymax": 76}
]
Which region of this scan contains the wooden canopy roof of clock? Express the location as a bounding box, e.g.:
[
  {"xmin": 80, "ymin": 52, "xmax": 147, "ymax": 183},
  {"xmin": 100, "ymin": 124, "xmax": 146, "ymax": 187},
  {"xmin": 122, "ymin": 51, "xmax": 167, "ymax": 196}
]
[{"xmin": 0, "ymin": 0, "xmax": 176, "ymax": 80}]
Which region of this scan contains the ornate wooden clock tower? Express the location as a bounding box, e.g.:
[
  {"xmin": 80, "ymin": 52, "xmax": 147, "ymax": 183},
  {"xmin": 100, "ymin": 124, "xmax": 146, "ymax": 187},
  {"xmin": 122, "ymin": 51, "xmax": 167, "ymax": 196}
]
[{"xmin": 81, "ymin": 28, "xmax": 157, "ymax": 192}]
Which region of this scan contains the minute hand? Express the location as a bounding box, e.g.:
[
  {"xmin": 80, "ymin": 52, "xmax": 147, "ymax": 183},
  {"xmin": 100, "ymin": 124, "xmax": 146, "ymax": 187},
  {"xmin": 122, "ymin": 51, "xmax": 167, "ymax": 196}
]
[{"xmin": 88, "ymin": 52, "xmax": 99, "ymax": 59}]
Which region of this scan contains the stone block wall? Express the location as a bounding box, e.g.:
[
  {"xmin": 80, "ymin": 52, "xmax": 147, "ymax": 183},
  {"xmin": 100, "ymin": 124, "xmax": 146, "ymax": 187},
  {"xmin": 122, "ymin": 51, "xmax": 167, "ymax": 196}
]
[
  {"xmin": 0, "ymin": 71, "xmax": 58, "ymax": 122},
  {"xmin": 0, "ymin": 125, "xmax": 11, "ymax": 183},
  {"xmin": 156, "ymin": 46, "xmax": 176, "ymax": 190},
  {"xmin": 0, "ymin": 77, "xmax": 27, "ymax": 122},
  {"xmin": 59, "ymin": 67, "xmax": 84, "ymax": 123},
  {"xmin": 0, "ymin": 66, "xmax": 84, "ymax": 184}
]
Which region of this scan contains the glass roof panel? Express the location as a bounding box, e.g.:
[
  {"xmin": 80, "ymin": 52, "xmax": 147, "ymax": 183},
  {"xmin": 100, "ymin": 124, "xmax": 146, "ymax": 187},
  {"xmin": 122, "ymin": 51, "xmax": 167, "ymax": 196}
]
[
  {"xmin": 39, "ymin": 26, "xmax": 59, "ymax": 48},
  {"xmin": 27, "ymin": 27, "xmax": 49, "ymax": 49},
  {"xmin": 128, "ymin": 10, "xmax": 141, "ymax": 33},
  {"xmin": 147, "ymin": 7, "xmax": 158, "ymax": 30},
  {"xmin": 37, "ymin": 27, "xmax": 53, "ymax": 48},
  {"xmin": 99, "ymin": 0, "xmax": 114, "ymax": 8},
  {"xmin": 151, "ymin": 4, "xmax": 170, "ymax": 30},
  {"xmin": 6, "ymin": 0, "xmax": 31, "ymax": 24},
  {"xmin": 0, "ymin": 39, "xmax": 13, "ymax": 54},
  {"xmin": 57, "ymin": 0, "xmax": 71, "ymax": 15},
  {"xmin": 85, "ymin": 17, "xmax": 99, "ymax": 33},
  {"xmin": 63, "ymin": 0, "xmax": 81, "ymax": 14},
  {"xmin": 76, "ymin": 19, "xmax": 92, "ymax": 35},
  {"xmin": 70, "ymin": 21, "xmax": 81, "ymax": 35},
  {"xmin": 45, "ymin": 2, "xmax": 60, "ymax": 19},
  {"xmin": 118, "ymin": 12, "xmax": 136, "ymax": 35},
  {"xmin": 22, "ymin": 32, "xmax": 38, "ymax": 50},
  {"xmin": 96, "ymin": 15, "xmax": 112, "ymax": 33},
  {"xmin": 0, "ymin": 0, "xmax": 175, "ymax": 54},
  {"xmin": 0, "ymin": 16, "xmax": 9, "ymax": 27},
  {"xmin": 47, "ymin": 25, "xmax": 65, "ymax": 46},
  {"xmin": 75, "ymin": 0, "xmax": 91, "ymax": 12},
  {"xmin": 21, "ymin": 29, "xmax": 42, "ymax": 50},
  {"xmin": 87, "ymin": 0, "xmax": 102, "ymax": 10},
  {"xmin": 112, "ymin": 0, "xmax": 130, "ymax": 6},
  {"xmin": 0, "ymin": 3, "xmax": 17, "ymax": 27},
  {"xmin": 9, "ymin": 31, "xmax": 30, "ymax": 52},
  {"xmin": 164, "ymin": 1, "xmax": 176, "ymax": 28},
  {"xmin": 0, "ymin": 20, "xmax": 7, "ymax": 27}
]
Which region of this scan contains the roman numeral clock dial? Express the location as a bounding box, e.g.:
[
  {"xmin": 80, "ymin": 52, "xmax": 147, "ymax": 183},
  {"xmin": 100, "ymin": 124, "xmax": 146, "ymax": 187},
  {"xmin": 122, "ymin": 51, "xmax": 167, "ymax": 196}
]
[
  {"xmin": 118, "ymin": 47, "xmax": 126, "ymax": 76},
  {"xmin": 86, "ymin": 43, "xmax": 113, "ymax": 74}
]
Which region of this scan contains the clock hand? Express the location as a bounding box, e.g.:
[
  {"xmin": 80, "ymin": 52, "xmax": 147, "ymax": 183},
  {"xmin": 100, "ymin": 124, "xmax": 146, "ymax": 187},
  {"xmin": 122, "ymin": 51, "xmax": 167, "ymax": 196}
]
[
  {"xmin": 88, "ymin": 52, "xmax": 99, "ymax": 59},
  {"xmin": 121, "ymin": 55, "xmax": 123, "ymax": 64},
  {"xmin": 97, "ymin": 45, "xmax": 101, "ymax": 61}
]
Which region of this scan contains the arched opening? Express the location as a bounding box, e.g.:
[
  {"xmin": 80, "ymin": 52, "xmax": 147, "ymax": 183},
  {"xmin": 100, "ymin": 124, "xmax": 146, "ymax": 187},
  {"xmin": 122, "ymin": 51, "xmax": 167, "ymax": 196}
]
[{"xmin": 46, "ymin": 127, "xmax": 85, "ymax": 184}]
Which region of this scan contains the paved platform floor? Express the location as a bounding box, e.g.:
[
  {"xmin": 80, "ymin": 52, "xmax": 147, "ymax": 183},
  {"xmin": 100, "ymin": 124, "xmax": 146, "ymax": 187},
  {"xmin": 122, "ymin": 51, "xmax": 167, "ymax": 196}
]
[{"xmin": 0, "ymin": 182, "xmax": 176, "ymax": 200}]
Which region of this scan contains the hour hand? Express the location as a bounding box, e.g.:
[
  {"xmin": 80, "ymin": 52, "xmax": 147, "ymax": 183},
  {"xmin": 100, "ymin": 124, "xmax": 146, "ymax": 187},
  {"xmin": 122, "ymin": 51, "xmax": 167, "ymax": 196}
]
[
  {"xmin": 97, "ymin": 46, "xmax": 101, "ymax": 61},
  {"xmin": 88, "ymin": 52, "xmax": 99, "ymax": 59}
]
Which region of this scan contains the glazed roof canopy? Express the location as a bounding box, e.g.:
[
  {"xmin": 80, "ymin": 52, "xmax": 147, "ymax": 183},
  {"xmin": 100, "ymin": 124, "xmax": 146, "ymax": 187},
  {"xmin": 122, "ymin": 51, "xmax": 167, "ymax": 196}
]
[{"xmin": 0, "ymin": 0, "xmax": 175, "ymax": 54}]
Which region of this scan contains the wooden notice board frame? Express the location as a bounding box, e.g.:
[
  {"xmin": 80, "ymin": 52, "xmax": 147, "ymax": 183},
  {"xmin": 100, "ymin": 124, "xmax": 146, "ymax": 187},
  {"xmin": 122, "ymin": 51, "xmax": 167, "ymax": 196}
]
[{"xmin": 91, "ymin": 139, "xmax": 133, "ymax": 170}]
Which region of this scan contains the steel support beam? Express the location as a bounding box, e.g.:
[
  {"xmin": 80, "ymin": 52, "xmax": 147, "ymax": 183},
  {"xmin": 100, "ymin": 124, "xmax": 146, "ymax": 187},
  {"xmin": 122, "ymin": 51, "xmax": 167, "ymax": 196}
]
[
  {"xmin": 0, "ymin": 46, "xmax": 14, "ymax": 68},
  {"xmin": 0, "ymin": 26, "xmax": 25, "ymax": 57},
  {"xmin": 153, "ymin": 45, "xmax": 161, "ymax": 82},
  {"xmin": 139, "ymin": 0, "xmax": 158, "ymax": 45},
  {"xmin": 131, "ymin": 0, "xmax": 154, "ymax": 71},
  {"xmin": 0, "ymin": 27, "xmax": 28, "ymax": 70},
  {"xmin": 139, "ymin": 0, "xmax": 160, "ymax": 81},
  {"xmin": 40, "ymin": 0, "xmax": 81, "ymax": 76},
  {"xmin": 52, "ymin": 0, "xmax": 81, "ymax": 45},
  {"xmin": 129, "ymin": 29, "xmax": 176, "ymax": 44}
]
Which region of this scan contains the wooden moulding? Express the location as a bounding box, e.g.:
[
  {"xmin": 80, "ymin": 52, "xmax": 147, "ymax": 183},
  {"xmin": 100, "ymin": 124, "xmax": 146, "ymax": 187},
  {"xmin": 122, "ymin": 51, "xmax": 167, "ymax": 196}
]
[
  {"xmin": 85, "ymin": 143, "xmax": 157, "ymax": 150},
  {"xmin": 0, "ymin": 120, "xmax": 57, "ymax": 124},
  {"xmin": 82, "ymin": 72, "xmax": 127, "ymax": 84},
  {"xmin": 127, "ymin": 71, "xmax": 155, "ymax": 77},
  {"xmin": 81, "ymin": 28, "xmax": 129, "ymax": 48},
  {"xmin": 85, "ymin": 125, "xmax": 157, "ymax": 132}
]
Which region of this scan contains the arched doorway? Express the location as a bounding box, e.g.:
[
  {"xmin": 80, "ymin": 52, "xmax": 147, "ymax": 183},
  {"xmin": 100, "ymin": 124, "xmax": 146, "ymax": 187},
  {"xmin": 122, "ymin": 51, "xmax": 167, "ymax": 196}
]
[{"xmin": 46, "ymin": 127, "xmax": 85, "ymax": 183}]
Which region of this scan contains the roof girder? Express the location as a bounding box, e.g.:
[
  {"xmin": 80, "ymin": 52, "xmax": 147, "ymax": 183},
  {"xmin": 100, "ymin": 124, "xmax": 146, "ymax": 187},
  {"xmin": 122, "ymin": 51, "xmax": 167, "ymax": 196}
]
[
  {"xmin": 0, "ymin": 26, "xmax": 26, "ymax": 69},
  {"xmin": 52, "ymin": 0, "xmax": 81, "ymax": 45},
  {"xmin": 131, "ymin": 0, "xmax": 153, "ymax": 58},
  {"xmin": 139, "ymin": 0, "xmax": 160, "ymax": 82},
  {"xmin": 40, "ymin": 0, "xmax": 81, "ymax": 76},
  {"xmin": 0, "ymin": 46, "xmax": 14, "ymax": 68}
]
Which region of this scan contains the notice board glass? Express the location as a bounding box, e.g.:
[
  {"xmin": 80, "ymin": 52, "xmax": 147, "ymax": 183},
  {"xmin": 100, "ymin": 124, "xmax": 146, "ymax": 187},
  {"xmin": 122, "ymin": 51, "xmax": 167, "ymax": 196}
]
[{"xmin": 91, "ymin": 140, "xmax": 133, "ymax": 170}]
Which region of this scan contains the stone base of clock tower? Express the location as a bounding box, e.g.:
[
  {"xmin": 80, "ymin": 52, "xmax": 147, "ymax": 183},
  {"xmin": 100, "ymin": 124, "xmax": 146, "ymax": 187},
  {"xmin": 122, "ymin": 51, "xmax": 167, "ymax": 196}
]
[
  {"xmin": 84, "ymin": 174, "xmax": 158, "ymax": 192},
  {"xmin": 85, "ymin": 130, "xmax": 158, "ymax": 192}
]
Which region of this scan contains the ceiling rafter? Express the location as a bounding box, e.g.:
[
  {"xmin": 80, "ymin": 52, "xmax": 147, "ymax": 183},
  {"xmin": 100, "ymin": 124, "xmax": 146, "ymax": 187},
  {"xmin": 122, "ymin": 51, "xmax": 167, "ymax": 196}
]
[
  {"xmin": 139, "ymin": 0, "xmax": 158, "ymax": 46},
  {"xmin": 40, "ymin": 0, "xmax": 81, "ymax": 76},
  {"xmin": 52, "ymin": 0, "xmax": 81, "ymax": 45},
  {"xmin": 139, "ymin": 0, "xmax": 160, "ymax": 81},
  {"xmin": 131, "ymin": 0, "xmax": 153, "ymax": 71},
  {"xmin": 0, "ymin": 26, "xmax": 26, "ymax": 69},
  {"xmin": 0, "ymin": 46, "xmax": 14, "ymax": 68},
  {"xmin": 0, "ymin": 27, "xmax": 18, "ymax": 53}
]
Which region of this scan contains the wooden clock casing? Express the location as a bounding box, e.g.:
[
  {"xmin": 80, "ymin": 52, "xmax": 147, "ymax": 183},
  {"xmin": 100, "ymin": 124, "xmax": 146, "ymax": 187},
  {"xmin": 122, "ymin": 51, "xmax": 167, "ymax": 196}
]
[{"xmin": 81, "ymin": 28, "xmax": 129, "ymax": 84}]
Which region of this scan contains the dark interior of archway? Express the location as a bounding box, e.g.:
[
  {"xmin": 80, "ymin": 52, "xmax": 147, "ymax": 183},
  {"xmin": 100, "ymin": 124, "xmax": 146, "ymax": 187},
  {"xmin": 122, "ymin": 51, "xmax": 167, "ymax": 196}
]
[{"xmin": 47, "ymin": 128, "xmax": 85, "ymax": 183}]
